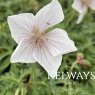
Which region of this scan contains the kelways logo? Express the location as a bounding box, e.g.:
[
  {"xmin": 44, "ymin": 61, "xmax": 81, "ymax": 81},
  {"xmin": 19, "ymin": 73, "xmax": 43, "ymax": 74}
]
[{"xmin": 48, "ymin": 72, "xmax": 95, "ymax": 80}]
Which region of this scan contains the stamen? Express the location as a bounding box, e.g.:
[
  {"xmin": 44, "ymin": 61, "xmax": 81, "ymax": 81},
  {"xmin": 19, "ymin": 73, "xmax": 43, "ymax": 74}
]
[
  {"xmin": 32, "ymin": 27, "xmax": 48, "ymax": 47},
  {"xmin": 35, "ymin": 38, "xmax": 44, "ymax": 46},
  {"xmin": 47, "ymin": 22, "xmax": 50, "ymax": 25}
]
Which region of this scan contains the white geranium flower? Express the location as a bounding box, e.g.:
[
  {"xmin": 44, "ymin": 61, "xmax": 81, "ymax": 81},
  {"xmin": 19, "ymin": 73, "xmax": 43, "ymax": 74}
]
[
  {"xmin": 72, "ymin": 0, "xmax": 95, "ymax": 24},
  {"xmin": 8, "ymin": 0, "xmax": 77, "ymax": 78}
]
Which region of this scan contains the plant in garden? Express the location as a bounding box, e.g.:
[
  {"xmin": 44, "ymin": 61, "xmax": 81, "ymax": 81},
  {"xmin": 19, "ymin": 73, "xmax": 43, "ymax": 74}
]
[
  {"xmin": 0, "ymin": 0, "xmax": 95, "ymax": 95},
  {"xmin": 72, "ymin": 0, "xmax": 95, "ymax": 24}
]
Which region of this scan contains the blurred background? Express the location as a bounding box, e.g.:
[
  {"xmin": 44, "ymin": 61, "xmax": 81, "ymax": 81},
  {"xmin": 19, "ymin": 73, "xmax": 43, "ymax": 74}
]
[{"xmin": 0, "ymin": 0, "xmax": 95, "ymax": 95}]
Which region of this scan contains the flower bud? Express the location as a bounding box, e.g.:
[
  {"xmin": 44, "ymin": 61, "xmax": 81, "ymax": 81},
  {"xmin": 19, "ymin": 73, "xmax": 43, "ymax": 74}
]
[
  {"xmin": 79, "ymin": 60, "xmax": 92, "ymax": 67},
  {"xmin": 32, "ymin": 1, "xmax": 40, "ymax": 11},
  {"xmin": 76, "ymin": 53, "xmax": 84, "ymax": 64}
]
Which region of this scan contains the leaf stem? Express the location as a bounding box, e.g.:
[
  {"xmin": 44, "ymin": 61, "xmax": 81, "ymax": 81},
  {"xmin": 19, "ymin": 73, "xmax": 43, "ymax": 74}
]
[
  {"xmin": 32, "ymin": 63, "xmax": 36, "ymax": 95},
  {"xmin": 63, "ymin": 61, "xmax": 78, "ymax": 93},
  {"xmin": 64, "ymin": 10, "xmax": 76, "ymax": 29}
]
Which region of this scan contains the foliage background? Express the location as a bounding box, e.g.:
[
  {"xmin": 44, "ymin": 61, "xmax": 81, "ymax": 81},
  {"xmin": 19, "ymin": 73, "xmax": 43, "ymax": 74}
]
[{"xmin": 0, "ymin": 0, "xmax": 95, "ymax": 95}]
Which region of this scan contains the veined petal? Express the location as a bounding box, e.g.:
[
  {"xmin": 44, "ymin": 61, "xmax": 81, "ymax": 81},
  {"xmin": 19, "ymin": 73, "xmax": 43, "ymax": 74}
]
[
  {"xmin": 88, "ymin": 0, "xmax": 95, "ymax": 10},
  {"xmin": 44, "ymin": 28, "xmax": 77, "ymax": 56},
  {"xmin": 8, "ymin": 13, "xmax": 34, "ymax": 43},
  {"xmin": 34, "ymin": 0, "xmax": 64, "ymax": 32},
  {"xmin": 72, "ymin": 0, "xmax": 87, "ymax": 14},
  {"xmin": 33, "ymin": 44, "xmax": 62, "ymax": 78},
  {"xmin": 11, "ymin": 38, "xmax": 36, "ymax": 63}
]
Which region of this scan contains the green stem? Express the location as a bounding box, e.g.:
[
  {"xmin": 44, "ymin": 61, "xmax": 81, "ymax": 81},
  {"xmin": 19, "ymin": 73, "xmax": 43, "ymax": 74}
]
[
  {"xmin": 32, "ymin": 64, "xmax": 36, "ymax": 95},
  {"xmin": 15, "ymin": 88, "xmax": 20, "ymax": 95},
  {"xmin": 29, "ymin": 64, "xmax": 51, "ymax": 95},
  {"xmin": 81, "ymin": 41, "xmax": 95, "ymax": 50},
  {"xmin": 69, "ymin": 61, "xmax": 78, "ymax": 73},
  {"xmin": 64, "ymin": 10, "xmax": 76, "ymax": 29},
  {"xmin": 63, "ymin": 61, "xmax": 78, "ymax": 93}
]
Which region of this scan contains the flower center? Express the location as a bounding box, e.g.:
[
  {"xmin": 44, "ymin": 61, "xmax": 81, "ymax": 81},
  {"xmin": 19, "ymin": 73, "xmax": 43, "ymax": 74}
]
[
  {"xmin": 36, "ymin": 38, "xmax": 44, "ymax": 46},
  {"xmin": 35, "ymin": 33, "xmax": 48, "ymax": 47},
  {"xmin": 32, "ymin": 27, "xmax": 48, "ymax": 47},
  {"xmin": 82, "ymin": 0, "xmax": 89, "ymax": 5},
  {"xmin": 34, "ymin": 31, "xmax": 45, "ymax": 47}
]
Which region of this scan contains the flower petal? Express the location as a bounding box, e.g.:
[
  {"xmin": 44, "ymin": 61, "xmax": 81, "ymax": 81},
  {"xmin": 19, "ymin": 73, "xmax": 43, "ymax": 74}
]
[
  {"xmin": 72, "ymin": 0, "xmax": 87, "ymax": 14},
  {"xmin": 44, "ymin": 28, "xmax": 77, "ymax": 56},
  {"xmin": 77, "ymin": 11, "xmax": 87, "ymax": 24},
  {"xmin": 88, "ymin": 0, "xmax": 95, "ymax": 10},
  {"xmin": 33, "ymin": 44, "xmax": 62, "ymax": 78},
  {"xmin": 8, "ymin": 13, "xmax": 34, "ymax": 43},
  {"xmin": 34, "ymin": 0, "xmax": 64, "ymax": 32},
  {"xmin": 11, "ymin": 38, "xmax": 36, "ymax": 63}
]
